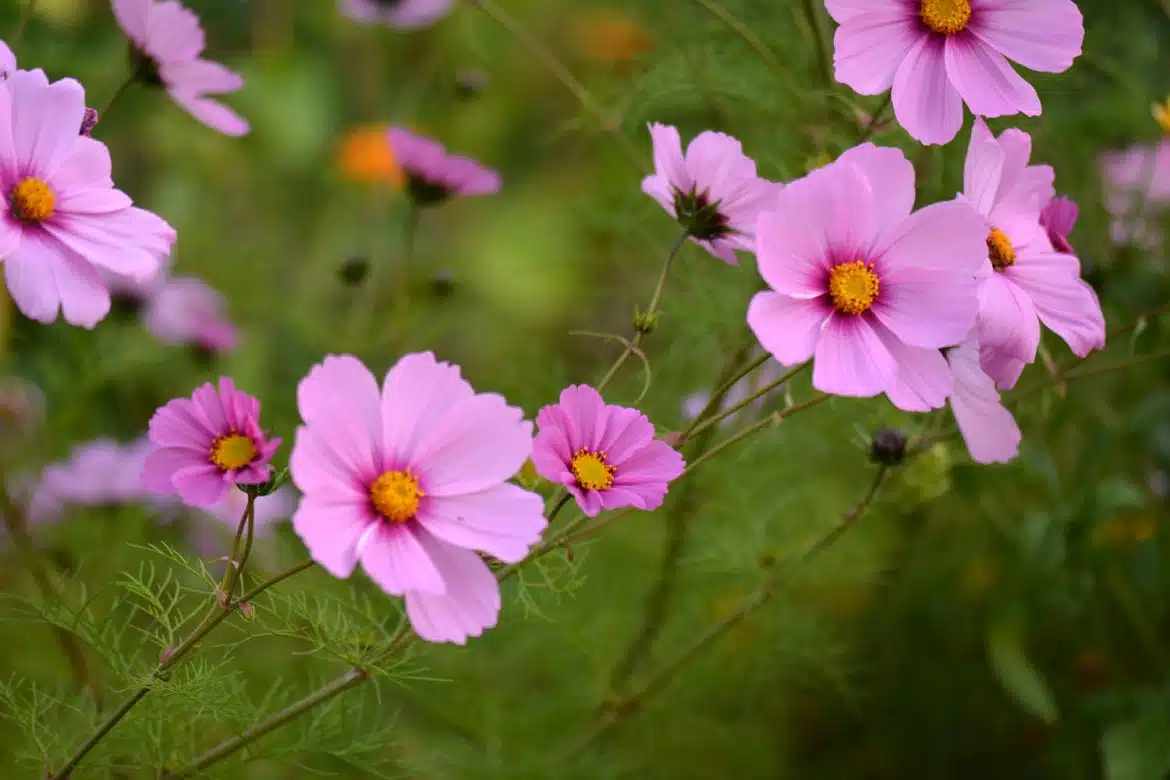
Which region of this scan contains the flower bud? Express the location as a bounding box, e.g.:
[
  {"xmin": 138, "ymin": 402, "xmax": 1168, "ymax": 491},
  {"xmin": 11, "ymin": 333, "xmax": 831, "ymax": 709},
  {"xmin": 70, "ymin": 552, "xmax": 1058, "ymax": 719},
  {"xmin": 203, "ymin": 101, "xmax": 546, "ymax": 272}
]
[{"xmin": 869, "ymin": 428, "xmax": 907, "ymax": 466}]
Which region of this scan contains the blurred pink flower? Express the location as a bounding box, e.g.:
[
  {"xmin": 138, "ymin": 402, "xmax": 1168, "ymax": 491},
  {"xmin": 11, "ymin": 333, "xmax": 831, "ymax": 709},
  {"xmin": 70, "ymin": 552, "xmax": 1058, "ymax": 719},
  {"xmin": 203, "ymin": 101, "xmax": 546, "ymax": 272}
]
[
  {"xmin": 289, "ymin": 353, "xmax": 546, "ymax": 645},
  {"xmin": 0, "ymin": 40, "xmax": 14, "ymax": 79},
  {"xmin": 339, "ymin": 0, "xmax": 453, "ymax": 29},
  {"xmin": 205, "ymin": 483, "xmax": 296, "ymax": 530},
  {"xmin": 28, "ymin": 438, "xmax": 161, "ymax": 523},
  {"xmin": 1099, "ymin": 141, "xmax": 1170, "ymax": 249},
  {"xmin": 144, "ymin": 275, "xmax": 237, "ymax": 353},
  {"xmin": 1040, "ymin": 195, "xmax": 1078, "ymax": 254},
  {"xmin": 825, "ymin": 0, "xmax": 1083, "ymax": 145},
  {"xmin": 747, "ymin": 143, "xmax": 985, "ymax": 401},
  {"xmin": 946, "ymin": 335, "xmax": 1020, "ymax": 464},
  {"xmin": 532, "ymin": 385, "xmax": 685, "ymax": 517},
  {"xmin": 961, "ymin": 119, "xmax": 1104, "ymax": 389},
  {"xmin": 641, "ymin": 122, "xmax": 781, "ymax": 264},
  {"xmin": 111, "ymin": 0, "xmax": 249, "ymax": 136},
  {"xmin": 387, "ymin": 127, "xmax": 500, "ymax": 205},
  {"xmin": 143, "ymin": 378, "xmax": 281, "ymax": 508},
  {"xmin": 0, "ymin": 69, "xmax": 175, "ymax": 327}
]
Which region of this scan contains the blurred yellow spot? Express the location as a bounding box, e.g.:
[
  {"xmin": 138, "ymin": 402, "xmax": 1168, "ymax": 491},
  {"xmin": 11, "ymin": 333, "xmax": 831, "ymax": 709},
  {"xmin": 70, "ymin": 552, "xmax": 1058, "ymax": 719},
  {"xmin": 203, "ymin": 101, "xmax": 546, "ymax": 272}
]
[
  {"xmin": 1153, "ymin": 98, "xmax": 1170, "ymax": 134},
  {"xmin": 337, "ymin": 124, "xmax": 405, "ymax": 188},
  {"xmin": 571, "ymin": 9, "xmax": 654, "ymax": 67},
  {"xmin": 1095, "ymin": 514, "xmax": 1158, "ymax": 547}
]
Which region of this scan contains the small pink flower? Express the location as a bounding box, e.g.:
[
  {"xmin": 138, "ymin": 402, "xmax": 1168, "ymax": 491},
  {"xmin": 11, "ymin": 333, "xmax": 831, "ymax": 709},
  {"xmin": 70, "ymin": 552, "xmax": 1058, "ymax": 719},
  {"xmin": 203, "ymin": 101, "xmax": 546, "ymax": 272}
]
[
  {"xmin": 641, "ymin": 122, "xmax": 781, "ymax": 264},
  {"xmin": 747, "ymin": 143, "xmax": 986, "ymax": 400},
  {"xmin": 111, "ymin": 0, "xmax": 248, "ymax": 136},
  {"xmin": 961, "ymin": 119, "xmax": 1104, "ymax": 389},
  {"xmin": 1099, "ymin": 141, "xmax": 1170, "ymax": 249},
  {"xmin": 144, "ymin": 275, "xmax": 237, "ymax": 354},
  {"xmin": 945, "ymin": 335, "xmax": 1021, "ymax": 464},
  {"xmin": 289, "ymin": 353, "xmax": 546, "ymax": 645},
  {"xmin": 387, "ymin": 127, "xmax": 500, "ymax": 205},
  {"xmin": 0, "ymin": 69, "xmax": 176, "ymax": 327},
  {"xmin": 143, "ymin": 378, "xmax": 281, "ymax": 508},
  {"xmin": 28, "ymin": 438, "xmax": 157, "ymax": 523},
  {"xmin": 0, "ymin": 40, "xmax": 14, "ymax": 79},
  {"xmin": 339, "ymin": 0, "xmax": 453, "ymax": 29},
  {"xmin": 826, "ymin": 0, "xmax": 1083, "ymax": 145},
  {"xmin": 1040, "ymin": 195, "xmax": 1078, "ymax": 254},
  {"xmin": 532, "ymin": 385, "xmax": 684, "ymax": 517}
]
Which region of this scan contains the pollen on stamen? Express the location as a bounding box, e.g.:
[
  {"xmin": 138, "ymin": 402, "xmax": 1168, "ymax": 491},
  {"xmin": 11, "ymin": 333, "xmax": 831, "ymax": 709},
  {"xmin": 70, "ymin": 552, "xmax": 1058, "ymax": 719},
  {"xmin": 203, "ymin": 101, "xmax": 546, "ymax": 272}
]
[
  {"xmin": 986, "ymin": 227, "xmax": 1017, "ymax": 271},
  {"xmin": 570, "ymin": 448, "xmax": 616, "ymax": 492},
  {"xmin": 210, "ymin": 432, "xmax": 257, "ymax": 471},
  {"xmin": 919, "ymin": 0, "xmax": 972, "ymax": 35},
  {"xmin": 10, "ymin": 178, "xmax": 56, "ymax": 223},
  {"xmin": 828, "ymin": 260, "xmax": 881, "ymax": 315},
  {"xmin": 370, "ymin": 469, "xmax": 425, "ymax": 523}
]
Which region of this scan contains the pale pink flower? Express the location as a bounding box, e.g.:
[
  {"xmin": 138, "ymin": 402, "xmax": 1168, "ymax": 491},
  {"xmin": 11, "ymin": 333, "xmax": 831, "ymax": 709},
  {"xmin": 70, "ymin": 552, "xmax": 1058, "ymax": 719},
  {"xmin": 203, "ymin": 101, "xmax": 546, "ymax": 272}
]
[
  {"xmin": 961, "ymin": 119, "xmax": 1104, "ymax": 389},
  {"xmin": 339, "ymin": 0, "xmax": 453, "ymax": 29},
  {"xmin": 532, "ymin": 385, "xmax": 685, "ymax": 517},
  {"xmin": 111, "ymin": 0, "xmax": 249, "ymax": 136},
  {"xmin": 27, "ymin": 438, "xmax": 157, "ymax": 523},
  {"xmin": 388, "ymin": 127, "xmax": 500, "ymax": 205},
  {"xmin": 641, "ymin": 122, "xmax": 781, "ymax": 264},
  {"xmin": 826, "ymin": 0, "xmax": 1083, "ymax": 145},
  {"xmin": 0, "ymin": 40, "xmax": 14, "ymax": 79},
  {"xmin": 1099, "ymin": 141, "xmax": 1170, "ymax": 249},
  {"xmin": 144, "ymin": 275, "xmax": 237, "ymax": 353},
  {"xmin": 143, "ymin": 378, "xmax": 281, "ymax": 508},
  {"xmin": 747, "ymin": 143, "xmax": 986, "ymax": 400},
  {"xmin": 1040, "ymin": 195, "xmax": 1078, "ymax": 254},
  {"xmin": 0, "ymin": 69, "xmax": 175, "ymax": 327},
  {"xmin": 289, "ymin": 353, "xmax": 546, "ymax": 645},
  {"xmin": 204, "ymin": 483, "xmax": 296, "ymax": 530}
]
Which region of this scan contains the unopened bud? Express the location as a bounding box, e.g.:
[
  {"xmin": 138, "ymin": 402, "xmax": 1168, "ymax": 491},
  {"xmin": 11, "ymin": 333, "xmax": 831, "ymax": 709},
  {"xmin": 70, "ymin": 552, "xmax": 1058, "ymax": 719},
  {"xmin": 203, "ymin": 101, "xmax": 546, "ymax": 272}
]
[
  {"xmin": 661, "ymin": 431, "xmax": 684, "ymax": 448},
  {"xmin": 870, "ymin": 428, "xmax": 907, "ymax": 466},
  {"xmin": 454, "ymin": 69, "xmax": 489, "ymax": 99},
  {"xmin": 79, "ymin": 108, "xmax": 100, "ymax": 137},
  {"xmin": 239, "ymin": 601, "xmax": 255, "ymax": 620},
  {"xmin": 633, "ymin": 307, "xmax": 658, "ymax": 334},
  {"xmin": 159, "ymin": 646, "xmax": 176, "ymax": 664},
  {"xmin": 339, "ymin": 255, "xmax": 369, "ymax": 286},
  {"xmin": 214, "ymin": 587, "xmax": 229, "ymax": 609}
]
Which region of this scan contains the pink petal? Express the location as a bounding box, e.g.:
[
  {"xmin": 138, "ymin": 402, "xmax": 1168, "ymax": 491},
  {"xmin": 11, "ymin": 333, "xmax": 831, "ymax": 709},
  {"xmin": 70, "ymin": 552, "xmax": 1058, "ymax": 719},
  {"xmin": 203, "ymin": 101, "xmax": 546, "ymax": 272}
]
[
  {"xmin": 881, "ymin": 339, "xmax": 952, "ymax": 412},
  {"xmin": 291, "ymin": 496, "xmax": 374, "ymax": 579},
  {"xmin": 418, "ymin": 483, "xmax": 546, "ymax": 564},
  {"xmin": 837, "ymin": 143, "xmax": 916, "ymax": 232},
  {"xmin": 970, "ymin": 0, "xmax": 1083, "ymax": 73},
  {"xmin": 555, "ymin": 384, "xmax": 606, "ymax": 453},
  {"xmin": 824, "ymin": 0, "xmax": 887, "ymax": 22},
  {"xmin": 52, "ymin": 136, "xmax": 114, "ymax": 191},
  {"xmin": 289, "ymin": 426, "xmax": 369, "ymax": 503},
  {"xmin": 832, "ymin": 8, "xmax": 922, "ymax": 96},
  {"xmin": 148, "ymin": 398, "xmax": 214, "ymax": 451},
  {"xmin": 683, "ymin": 131, "xmax": 754, "ymax": 204},
  {"xmin": 597, "ymin": 406, "xmax": 655, "ymax": 464},
  {"xmin": 54, "ymin": 250, "xmax": 111, "ymax": 328},
  {"xmin": 296, "ymin": 355, "xmax": 382, "ymax": 484},
  {"xmin": 1005, "ymin": 251, "xmax": 1106, "ymax": 357},
  {"xmin": 161, "ymin": 59, "xmax": 243, "ymax": 96},
  {"xmin": 4, "ymin": 231, "xmax": 62, "ymax": 324},
  {"xmin": 753, "ymin": 178, "xmax": 835, "ymax": 298},
  {"xmin": 381, "ymin": 352, "xmax": 475, "ymax": 466},
  {"xmin": 747, "ymin": 291, "xmax": 831, "ymax": 366},
  {"xmin": 568, "ymin": 483, "xmax": 604, "ymax": 517},
  {"xmin": 963, "ymin": 119, "xmax": 1006, "ymax": 217},
  {"xmin": 141, "ymin": 447, "xmax": 193, "ymax": 494},
  {"xmin": 412, "ymin": 394, "xmax": 533, "ymax": 498},
  {"xmin": 892, "ymin": 35, "xmax": 963, "ymax": 146},
  {"xmin": 172, "ymin": 463, "xmax": 228, "ymax": 507},
  {"xmin": 646, "ymin": 122, "xmax": 689, "ymax": 193},
  {"xmin": 873, "ymin": 263, "xmax": 979, "ymax": 350},
  {"xmin": 947, "ymin": 339, "xmax": 1021, "ymax": 463},
  {"xmin": 976, "ymin": 273, "xmax": 1040, "ymax": 362},
  {"xmin": 609, "ymin": 441, "xmax": 684, "ymax": 512},
  {"xmin": 168, "ymin": 92, "xmax": 249, "ymax": 136},
  {"xmin": 111, "ymin": 0, "xmax": 151, "ymax": 44},
  {"xmin": 404, "ymin": 537, "xmax": 500, "ymax": 645},
  {"xmin": 812, "ymin": 314, "xmax": 897, "ymax": 397},
  {"xmin": 875, "ymin": 199, "xmax": 988, "ymax": 274},
  {"xmin": 358, "ymin": 522, "xmax": 445, "ymax": 595},
  {"xmin": 980, "ymin": 344, "xmax": 1028, "ymax": 389},
  {"xmin": 145, "ymin": 1, "xmax": 205, "ymax": 63},
  {"xmin": 530, "ymin": 425, "xmax": 573, "ymax": 484},
  {"xmin": 9, "ymin": 71, "xmax": 86, "ymax": 177},
  {"xmin": 944, "ymin": 34, "xmax": 1040, "ymax": 118}
]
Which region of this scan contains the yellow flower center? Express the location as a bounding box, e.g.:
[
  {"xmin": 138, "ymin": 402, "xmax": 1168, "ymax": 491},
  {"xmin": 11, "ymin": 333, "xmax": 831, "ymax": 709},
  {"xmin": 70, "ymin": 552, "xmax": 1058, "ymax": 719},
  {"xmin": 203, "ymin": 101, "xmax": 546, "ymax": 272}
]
[
  {"xmin": 828, "ymin": 260, "xmax": 880, "ymax": 315},
  {"xmin": 10, "ymin": 177, "xmax": 55, "ymax": 223},
  {"xmin": 986, "ymin": 227, "xmax": 1016, "ymax": 271},
  {"xmin": 369, "ymin": 469, "xmax": 425, "ymax": 523},
  {"xmin": 919, "ymin": 0, "xmax": 972, "ymax": 35},
  {"xmin": 1153, "ymin": 99, "xmax": 1170, "ymax": 134},
  {"xmin": 570, "ymin": 449, "xmax": 615, "ymax": 492},
  {"xmin": 210, "ymin": 432, "xmax": 257, "ymax": 471}
]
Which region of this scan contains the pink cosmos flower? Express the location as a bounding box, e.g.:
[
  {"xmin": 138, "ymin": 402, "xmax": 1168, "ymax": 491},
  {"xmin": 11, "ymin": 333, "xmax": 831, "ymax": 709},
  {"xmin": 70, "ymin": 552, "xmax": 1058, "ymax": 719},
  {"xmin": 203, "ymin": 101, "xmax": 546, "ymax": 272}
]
[
  {"xmin": 0, "ymin": 69, "xmax": 176, "ymax": 327},
  {"xmin": 144, "ymin": 275, "xmax": 237, "ymax": 354},
  {"xmin": 1099, "ymin": 141, "xmax": 1170, "ymax": 249},
  {"xmin": 0, "ymin": 40, "xmax": 13, "ymax": 79},
  {"xmin": 747, "ymin": 143, "xmax": 986, "ymax": 400},
  {"xmin": 388, "ymin": 127, "xmax": 501, "ymax": 206},
  {"xmin": 28, "ymin": 438, "xmax": 157, "ymax": 523},
  {"xmin": 532, "ymin": 385, "xmax": 685, "ymax": 517},
  {"xmin": 339, "ymin": 0, "xmax": 453, "ymax": 29},
  {"xmin": 111, "ymin": 0, "xmax": 249, "ymax": 136},
  {"xmin": 960, "ymin": 119, "xmax": 1105, "ymax": 389},
  {"xmin": 641, "ymin": 123, "xmax": 781, "ymax": 264},
  {"xmin": 1040, "ymin": 194, "xmax": 1077, "ymax": 254},
  {"xmin": 289, "ymin": 353, "xmax": 547, "ymax": 645},
  {"xmin": 142, "ymin": 378, "xmax": 281, "ymax": 508},
  {"xmin": 826, "ymin": 0, "xmax": 1084, "ymax": 145}
]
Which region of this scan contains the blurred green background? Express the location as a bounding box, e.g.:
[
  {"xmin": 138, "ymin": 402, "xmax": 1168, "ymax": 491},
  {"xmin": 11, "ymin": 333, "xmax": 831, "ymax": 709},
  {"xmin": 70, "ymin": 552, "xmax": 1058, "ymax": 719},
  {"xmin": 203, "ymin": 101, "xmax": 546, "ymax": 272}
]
[{"xmin": 1, "ymin": 0, "xmax": 1170, "ymax": 777}]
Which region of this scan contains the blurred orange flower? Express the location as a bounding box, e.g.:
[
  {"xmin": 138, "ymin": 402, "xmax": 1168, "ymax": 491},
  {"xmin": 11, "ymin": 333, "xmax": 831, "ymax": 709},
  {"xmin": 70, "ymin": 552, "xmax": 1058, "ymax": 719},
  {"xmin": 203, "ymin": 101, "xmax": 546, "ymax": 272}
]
[
  {"xmin": 1153, "ymin": 97, "xmax": 1170, "ymax": 134},
  {"xmin": 571, "ymin": 9, "xmax": 654, "ymax": 68},
  {"xmin": 337, "ymin": 124, "xmax": 405, "ymax": 187}
]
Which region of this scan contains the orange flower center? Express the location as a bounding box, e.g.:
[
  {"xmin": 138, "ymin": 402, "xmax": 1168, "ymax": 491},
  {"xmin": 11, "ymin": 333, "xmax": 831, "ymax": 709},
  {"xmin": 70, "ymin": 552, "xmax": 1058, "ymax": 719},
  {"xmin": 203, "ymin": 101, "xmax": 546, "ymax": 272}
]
[
  {"xmin": 10, "ymin": 178, "xmax": 55, "ymax": 222},
  {"xmin": 986, "ymin": 227, "xmax": 1016, "ymax": 271},
  {"xmin": 570, "ymin": 449, "xmax": 615, "ymax": 491},
  {"xmin": 828, "ymin": 261, "xmax": 880, "ymax": 315},
  {"xmin": 369, "ymin": 469, "xmax": 425, "ymax": 523},
  {"xmin": 210, "ymin": 433, "xmax": 257, "ymax": 470},
  {"xmin": 919, "ymin": 0, "xmax": 972, "ymax": 35}
]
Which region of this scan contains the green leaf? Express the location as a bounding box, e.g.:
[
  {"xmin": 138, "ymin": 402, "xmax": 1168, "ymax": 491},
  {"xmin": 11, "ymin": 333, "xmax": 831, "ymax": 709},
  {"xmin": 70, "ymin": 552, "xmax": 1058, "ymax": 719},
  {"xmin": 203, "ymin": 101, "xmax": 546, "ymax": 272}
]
[
  {"xmin": 986, "ymin": 605, "xmax": 1058, "ymax": 725},
  {"xmin": 1102, "ymin": 708, "xmax": 1170, "ymax": 780}
]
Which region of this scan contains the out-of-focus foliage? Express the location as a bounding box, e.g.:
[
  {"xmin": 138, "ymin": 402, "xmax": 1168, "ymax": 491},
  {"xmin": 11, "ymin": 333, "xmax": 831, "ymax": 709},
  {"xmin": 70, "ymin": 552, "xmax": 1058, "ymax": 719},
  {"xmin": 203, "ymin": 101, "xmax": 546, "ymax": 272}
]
[{"xmin": 0, "ymin": 0, "xmax": 1168, "ymax": 778}]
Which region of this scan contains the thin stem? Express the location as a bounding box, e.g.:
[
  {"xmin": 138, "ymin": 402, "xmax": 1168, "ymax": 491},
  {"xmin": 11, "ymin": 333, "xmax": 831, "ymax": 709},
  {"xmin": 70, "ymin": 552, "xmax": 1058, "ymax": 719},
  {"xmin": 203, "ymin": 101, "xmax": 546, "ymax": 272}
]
[
  {"xmin": 689, "ymin": 0, "xmax": 786, "ymax": 81},
  {"xmin": 856, "ymin": 95, "xmax": 891, "ymax": 143},
  {"xmin": 238, "ymin": 560, "xmax": 316, "ymax": 605},
  {"xmin": 800, "ymin": 0, "xmax": 834, "ymax": 87},
  {"xmin": 12, "ymin": 0, "xmax": 37, "ymax": 50},
  {"xmin": 392, "ymin": 205, "xmax": 421, "ymax": 340},
  {"xmin": 683, "ymin": 394, "xmax": 831, "ymax": 476},
  {"xmin": 161, "ymin": 669, "xmax": 370, "ymax": 779},
  {"xmin": 682, "ymin": 362, "xmax": 809, "ymax": 442},
  {"xmin": 100, "ymin": 74, "xmax": 136, "ymax": 118},
  {"xmin": 685, "ymin": 349, "xmax": 769, "ymax": 434},
  {"xmin": 597, "ymin": 232, "xmax": 687, "ymax": 392},
  {"xmin": 1059, "ymin": 347, "xmax": 1170, "ymax": 381},
  {"xmin": 468, "ymin": 0, "xmax": 643, "ymax": 169}
]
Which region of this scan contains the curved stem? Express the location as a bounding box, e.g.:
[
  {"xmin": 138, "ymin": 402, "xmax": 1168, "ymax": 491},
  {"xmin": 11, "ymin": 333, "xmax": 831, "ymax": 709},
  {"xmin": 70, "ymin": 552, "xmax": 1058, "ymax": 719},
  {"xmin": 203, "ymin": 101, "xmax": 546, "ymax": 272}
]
[
  {"xmin": 857, "ymin": 95, "xmax": 891, "ymax": 143},
  {"xmin": 100, "ymin": 74, "xmax": 136, "ymax": 118},
  {"xmin": 682, "ymin": 362, "xmax": 810, "ymax": 442},
  {"xmin": 11, "ymin": 0, "xmax": 36, "ymax": 50},
  {"xmin": 689, "ymin": 0, "xmax": 786, "ymax": 82},
  {"xmin": 799, "ymin": 0, "xmax": 834, "ymax": 87}
]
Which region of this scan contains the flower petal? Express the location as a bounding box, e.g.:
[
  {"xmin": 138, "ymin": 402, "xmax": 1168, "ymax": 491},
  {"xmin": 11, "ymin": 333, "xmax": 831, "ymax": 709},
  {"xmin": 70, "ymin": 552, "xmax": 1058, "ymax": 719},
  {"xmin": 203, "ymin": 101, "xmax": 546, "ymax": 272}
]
[
  {"xmin": 963, "ymin": 119, "xmax": 1006, "ymax": 217},
  {"xmin": 747, "ymin": 291, "xmax": 830, "ymax": 366},
  {"xmin": 418, "ymin": 482, "xmax": 546, "ymax": 563},
  {"xmin": 944, "ymin": 34, "xmax": 1040, "ymax": 118},
  {"xmin": 892, "ymin": 35, "xmax": 963, "ymax": 145},
  {"xmin": 881, "ymin": 339, "xmax": 953, "ymax": 412},
  {"xmin": 381, "ymin": 352, "xmax": 475, "ymax": 466},
  {"xmin": 296, "ymin": 355, "xmax": 382, "ymax": 483},
  {"xmin": 358, "ymin": 522, "xmax": 445, "ymax": 595},
  {"xmin": 291, "ymin": 496, "xmax": 374, "ymax": 579},
  {"xmin": 404, "ymin": 538, "xmax": 500, "ymax": 645},
  {"xmin": 976, "ymin": 272, "xmax": 1040, "ymax": 362},
  {"xmin": 9, "ymin": 71, "xmax": 86, "ymax": 177},
  {"xmin": 1006, "ymin": 251, "xmax": 1105, "ymax": 357},
  {"xmin": 812, "ymin": 314, "xmax": 897, "ymax": 397},
  {"xmin": 837, "ymin": 143, "xmax": 916, "ymax": 233},
  {"xmin": 970, "ymin": 0, "xmax": 1083, "ymax": 73},
  {"xmin": 947, "ymin": 339, "xmax": 1021, "ymax": 463},
  {"xmin": 412, "ymin": 393, "xmax": 533, "ymax": 497},
  {"xmin": 833, "ymin": 8, "xmax": 922, "ymax": 96}
]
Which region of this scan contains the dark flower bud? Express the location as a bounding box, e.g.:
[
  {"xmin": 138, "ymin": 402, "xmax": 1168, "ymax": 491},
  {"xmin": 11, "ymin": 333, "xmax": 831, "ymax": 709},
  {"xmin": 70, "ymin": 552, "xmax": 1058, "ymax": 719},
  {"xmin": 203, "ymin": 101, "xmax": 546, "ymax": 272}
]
[
  {"xmin": 430, "ymin": 269, "xmax": 456, "ymax": 298},
  {"xmin": 870, "ymin": 428, "xmax": 907, "ymax": 466},
  {"xmin": 79, "ymin": 108, "xmax": 100, "ymax": 136},
  {"xmin": 339, "ymin": 256, "xmax": 369, "ymax": 286},
  {"xmin": 454, "ymin": 69, "xmax": 489, "ymax": 99}
]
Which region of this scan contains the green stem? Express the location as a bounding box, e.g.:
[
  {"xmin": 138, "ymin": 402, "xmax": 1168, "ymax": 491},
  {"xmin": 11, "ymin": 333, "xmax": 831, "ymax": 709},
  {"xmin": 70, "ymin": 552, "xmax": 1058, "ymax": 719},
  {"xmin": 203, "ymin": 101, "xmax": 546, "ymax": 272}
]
[
  {"xmin": 683, "ymin": 394, "xmax": 830, "ymax": 476},
  {"xmin": 238, "ymin": 559, "xmax": 316, "ymax": 605},
  {"xmin": 682, "ymin": 362, "xmax": 810, "ymax": 442},
  {"xmin": 800, "ymin": 0, "xmax": 834, "ymax": 88},
  {"xmin": 99, "ymin": 74, "xmax": 136, "ymax": 118},
  {"xmin": 856, "ymin": 95, "xmax": 891, "ymax": 143},
  {"xmin": 392, "ymin": 205, "xmax": 421, "ymax": 342},
  {"xmin": 689, "ymin": 0, "xmax": 786, "ymax": 82},
  {"xmin": 11, "ymin": 0, "xmax": 36, "ymax": 51}
]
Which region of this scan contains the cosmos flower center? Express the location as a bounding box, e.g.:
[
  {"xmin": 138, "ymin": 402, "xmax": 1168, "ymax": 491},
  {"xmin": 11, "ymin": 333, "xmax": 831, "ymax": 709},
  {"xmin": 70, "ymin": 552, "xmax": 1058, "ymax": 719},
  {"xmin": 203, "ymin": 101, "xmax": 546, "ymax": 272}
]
[
  {"xmin": 919, "ymin": 0, "xmax": 972, "ymax": 35},
  {"xmin": 828, "ymin": 260, "xmax": 880, "ymax": 315},
  {"xmin": 370, "ymin": 469, "xmax": 425, "ymax": 523},
  {"xmin": 570, "ymin": 449, "xmax": 615, "ymax": 492},
  {"xmin": 10, "ymin": 178, "xmax": 55, "ymax": 223},
  {"xmin": 210, "ymin": 432, "xmax": 257, "ymax": 470},
  {"xmin": 986, "ymin": 227, "xmax": 1016, "ymax": 271}
]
